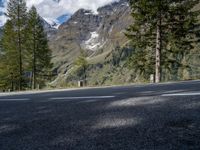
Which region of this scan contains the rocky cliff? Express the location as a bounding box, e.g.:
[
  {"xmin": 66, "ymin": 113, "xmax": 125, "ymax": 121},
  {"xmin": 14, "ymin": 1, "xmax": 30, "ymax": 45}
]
[{"xmin": 49, "ymin": 0, "xmax": 132, "ymax": 74}]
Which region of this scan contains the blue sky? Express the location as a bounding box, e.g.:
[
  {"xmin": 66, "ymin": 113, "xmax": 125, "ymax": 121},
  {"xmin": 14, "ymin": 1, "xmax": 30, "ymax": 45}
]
[
  {"xmin": 0, "ymin": 0, "xmax": 6, "ymax": 26},
  {"xmin": 0, "ymin": 0, "xmax": 119, "ymax": 26}
]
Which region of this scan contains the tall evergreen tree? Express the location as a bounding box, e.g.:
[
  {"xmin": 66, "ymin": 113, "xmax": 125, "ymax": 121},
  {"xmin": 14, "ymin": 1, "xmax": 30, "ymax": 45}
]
[
  {"xmin": 126, "ymin": 0, "xmax": 200, "ymax": 82},
  {"xmin": 1, "ymin": 20, "xmax": 20, "ymax": 90},
  {"xmin": 6, "ymin": 0, "xmax": 27, "ymax": 90},
  {"xmin": 26, "ymin": 6, "xmax": 52, "ymax": 89},
  {"xmin": 0, "ymin": 35, "xmax": 9, "ymax": 90}
]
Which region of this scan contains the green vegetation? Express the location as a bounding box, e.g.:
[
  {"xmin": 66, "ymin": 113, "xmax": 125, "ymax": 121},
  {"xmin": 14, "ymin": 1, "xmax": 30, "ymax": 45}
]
[
  {"xmin": 126, "ymin": 0, "xmax": 200, "ymax": 82},
  {"xmin": 54, "ymin": 0, "xmax": 200, "ymax": 88},
  {"xmin": 74, "ymin": 50, "xmax": 88, "ymax": 81},
  {"xmin": 26, "ymin": 6, "xmax": 52, "ymax": 89},
  {"xmin": 0, "ymin": 0, "xmax": 51, "ymax": 91}
]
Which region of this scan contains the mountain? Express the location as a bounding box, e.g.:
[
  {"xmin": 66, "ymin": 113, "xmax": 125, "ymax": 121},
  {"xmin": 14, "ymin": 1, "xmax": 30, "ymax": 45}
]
[
  {"xmin": 0, "ymin": 0, "xmax": 133, "ymax": 87},
  {"xmin": 0, "ymin": 1, "xmax": 58, "ymax": 36},
  {"xmin": 40, "ymin": 17, "xmax": 58, "ymax": 39},
  {"xmin": 49, "ymin": 0, "xmax": 132, "ymax": 75},
  {"xmin": 0, "ymin": 16, "xmax": 57, "ymax": 39},
  {"xmin": 42, "ymin": 14, "xmax": 70, "ymax": 30}
]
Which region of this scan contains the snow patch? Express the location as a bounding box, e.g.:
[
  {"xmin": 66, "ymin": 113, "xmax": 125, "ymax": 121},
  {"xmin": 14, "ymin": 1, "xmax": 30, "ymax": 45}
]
[
  {"xmin": 84, "ymin": 12, "xmax": 93, "ymax": 15},
  {"xmin": 84, "ymin": 10, "xmax": 99, "ymax": 15},
  {"xmin": 86, "ymin": 32, "xmax": 99, "ymax": 42},
  {"xmin": 121, "ymin": 2, "xmax": 129, "ymax": 7},
  {"xmin": 43, "ymin": 18, "xmax": 60, "ymax": 29},
  {"xmin": 109, "ymin": 25, "xmax": 113, "ymax": 33},
  {"xmin": 84, "ymin": 31, "xmax": 102, "ymax": 51}
]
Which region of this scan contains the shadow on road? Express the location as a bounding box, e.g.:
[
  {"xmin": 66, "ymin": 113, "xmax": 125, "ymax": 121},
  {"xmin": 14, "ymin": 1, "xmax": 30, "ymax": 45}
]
[{"xmin": 0, "ymin": 81, "xmax": 200, "ymax": 150}]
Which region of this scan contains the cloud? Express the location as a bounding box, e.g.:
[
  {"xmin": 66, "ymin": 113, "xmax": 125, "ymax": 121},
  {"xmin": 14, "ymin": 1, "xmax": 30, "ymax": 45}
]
[
  {"xmin": 27, "ymin": 0, "xmax": 119, "ymax": 21},
  {"xmin": 0, "ymin": 0, "xmax": 7, "ymax": 26},
  {"xmin": 0, "ymin": 15, "xmax": 7, "ymax": 26},
  {"xmin": 0, "ymin": 0, "xmax": 119, "ymax": 26}
]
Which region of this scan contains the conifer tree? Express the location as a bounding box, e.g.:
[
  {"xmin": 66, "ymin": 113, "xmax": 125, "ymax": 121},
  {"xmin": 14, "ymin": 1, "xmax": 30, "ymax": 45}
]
[
  {"xmin": 5, "ymin": 0, "xmax": 27, "ymax": 90},
  {"xmin": 26, "ymin": 6, "xmax": 52, "ymax": 89},
  {"xmin": 1, "ymin": 20, "xmax": 20, "ymax": 90},
  {"xmin": 0, "ymin": 36, "xmax": 8, "ymax": 90},
  {"xmin": 74, "ymin": 50, "xmax": 88, "ymax": 82},
  {"xmin": 126, "ymin": 0, "xmax": 200, "ymax": 82},
  {"xmin": 0, "ymin": 2, "xmax": 51, "ymax": 91}
]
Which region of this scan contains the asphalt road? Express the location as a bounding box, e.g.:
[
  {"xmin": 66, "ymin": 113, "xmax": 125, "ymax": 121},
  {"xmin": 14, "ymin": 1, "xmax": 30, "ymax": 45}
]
[{"xmin": 0, "ymin": 81, "xmax": 200, "ymax": 150}]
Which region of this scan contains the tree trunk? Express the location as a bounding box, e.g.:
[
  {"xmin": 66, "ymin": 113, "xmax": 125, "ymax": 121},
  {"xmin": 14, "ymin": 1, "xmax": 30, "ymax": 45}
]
[
  {"xmin": 155, "ymin": 17, "xmax": 162, "ymax": 83},
  {"xmin": 17, "ymin": 5, "xmax": 23, "ymax": 91},
  {"xmin": 83, "ymin": 66, "xmax": 87, "ymax": 86},
  {"xmin": 32, "ymin": 27, "xmax": 36, "ymax": 90},
  {"xmin": 11, "ymin": 73, "xmax": 14, "ymax": 91}
]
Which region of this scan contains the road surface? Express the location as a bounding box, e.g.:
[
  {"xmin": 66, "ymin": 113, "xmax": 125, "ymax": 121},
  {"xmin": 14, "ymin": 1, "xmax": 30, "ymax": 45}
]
[{"xmin": 0, "ymin": 81, "xmax": 200, "ymax": 150}]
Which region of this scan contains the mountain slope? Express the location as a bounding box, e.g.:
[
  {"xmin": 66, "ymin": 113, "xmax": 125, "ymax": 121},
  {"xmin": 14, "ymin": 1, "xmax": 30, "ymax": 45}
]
[
  {"xmin": 49, "ymin": 0, "xmax": 132, "ymax": 74},
  {"xmin": 40, "ymin": 17, "xmax": 58, "ymax": 39}
]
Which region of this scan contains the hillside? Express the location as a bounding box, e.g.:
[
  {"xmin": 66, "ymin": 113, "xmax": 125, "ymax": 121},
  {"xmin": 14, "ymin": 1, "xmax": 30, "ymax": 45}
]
[
  {"xmin": 49, "ymin": 0, "xmax": 132, "ymax": 75},
  {"xmin": 48, "ymin": 0, "xmax": 200, "ymax": 87}
]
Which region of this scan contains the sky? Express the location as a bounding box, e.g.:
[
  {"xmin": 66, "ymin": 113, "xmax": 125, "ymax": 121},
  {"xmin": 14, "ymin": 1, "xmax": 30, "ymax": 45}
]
[
  {"xmin": 0, "ymin": 0, "xmax": 6, "ymax": 26},
  {"xmin": 0, "ymin": 0, "xmax": 119, "ymax": 26}
]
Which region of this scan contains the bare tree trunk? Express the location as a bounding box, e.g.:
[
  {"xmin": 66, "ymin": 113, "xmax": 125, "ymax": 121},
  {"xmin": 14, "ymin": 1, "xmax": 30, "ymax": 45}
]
[
  {"xmin": 17, "ymin": 5, "xmax": 23, "ymax": 90},
  {"xmin": 11, "ymin": 73, "xmax": 14, "ymax": 91},
  {"xmin": 83, "ymin": 66, "xmax": 87, "ymax": 86},
  {"xmin": 32, "ymin": 64, "xmax": 36, "ymax": 89},
  {"xmin": 32, "ymin": 27, "xmax": 36, "ymax": 90},
  {"xmin": 155, "ymin": 17, "xmax": 162, "ymax": 83}
]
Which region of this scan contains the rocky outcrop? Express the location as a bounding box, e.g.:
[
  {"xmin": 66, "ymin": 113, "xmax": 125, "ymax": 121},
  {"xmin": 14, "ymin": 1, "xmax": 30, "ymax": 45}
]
[{"xmin": 40, "ymin": 17, "xmax": 58, "ymax": 40}]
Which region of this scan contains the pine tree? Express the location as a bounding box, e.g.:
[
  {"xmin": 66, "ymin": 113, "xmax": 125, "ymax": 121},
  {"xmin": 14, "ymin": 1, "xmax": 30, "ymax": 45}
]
[
  {"xmin": 6, "ymin": 0, "xmax": 27, "ymax": 90},
  {"xmin": 0, "ymin": 37, "xmax": 8, "ymax": 90},
  {"xmin": 74, "ymin": 50, "xmax": 88, "ymax": 82},
  {"xmin": 26, "ymin": 6, "xmax": 52, "ymax": 89},
  {"xmin": 126, "ymin": 0, "xmax": 200, "ymax": 82},
  {"xmin": 111, "ymin": 43, "xmax": 122, "ymax": 67},
  {"xmin": 1, "ymin": 20, "xmax": 20, "ymax": 90},
  {"xmin": 1, "ymin": 2, "xmax": 51, "ymax": 90}
]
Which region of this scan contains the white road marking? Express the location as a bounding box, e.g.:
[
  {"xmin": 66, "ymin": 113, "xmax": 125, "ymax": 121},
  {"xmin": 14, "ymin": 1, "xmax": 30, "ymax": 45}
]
[
  {"xmin": 0, "ymin": 98, "xmax": 30, "ymax": 101},
  {"xmin": 49, "ymin": 96, "xmax": 115, "ymax": 100},
  {"xmin": 162, "ymin": 92, "xmax": 200, "ymax": 97}
]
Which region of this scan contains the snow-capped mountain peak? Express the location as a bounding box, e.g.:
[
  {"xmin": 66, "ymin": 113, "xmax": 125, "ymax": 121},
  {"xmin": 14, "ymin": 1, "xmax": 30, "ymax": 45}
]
[{"xmin": 43, "ymin": 18, "xmax": 60, "ymax": 29}]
